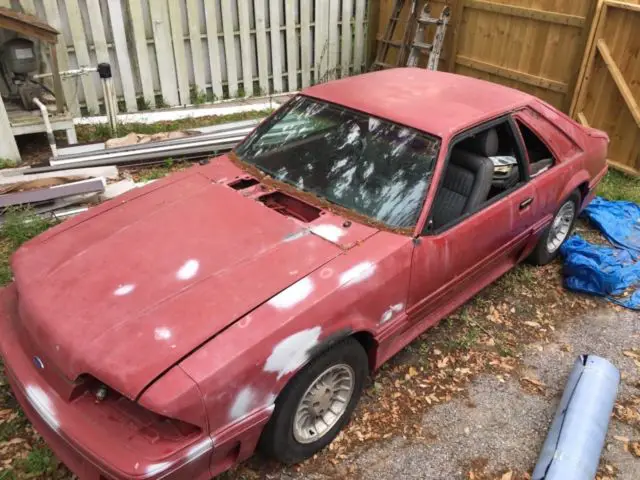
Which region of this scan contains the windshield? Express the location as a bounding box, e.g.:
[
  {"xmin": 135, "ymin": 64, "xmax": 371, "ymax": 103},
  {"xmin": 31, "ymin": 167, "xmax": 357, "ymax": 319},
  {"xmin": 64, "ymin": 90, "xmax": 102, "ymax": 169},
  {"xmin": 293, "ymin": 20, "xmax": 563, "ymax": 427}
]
[{"xmin": 235, "ymin": 96, "xmax": 440, "ymax": 229}]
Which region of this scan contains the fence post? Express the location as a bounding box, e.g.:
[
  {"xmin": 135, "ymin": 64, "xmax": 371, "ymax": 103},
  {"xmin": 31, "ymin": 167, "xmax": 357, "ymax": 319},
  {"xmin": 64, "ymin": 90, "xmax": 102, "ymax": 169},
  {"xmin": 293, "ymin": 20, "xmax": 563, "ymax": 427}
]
[
  {"xmin": 446, "ymin": 0, "xmax": 464, "ymax": 73},
  {"xmin": 366, "ymin": 0, "xmax": 382, "ymax": 69}
]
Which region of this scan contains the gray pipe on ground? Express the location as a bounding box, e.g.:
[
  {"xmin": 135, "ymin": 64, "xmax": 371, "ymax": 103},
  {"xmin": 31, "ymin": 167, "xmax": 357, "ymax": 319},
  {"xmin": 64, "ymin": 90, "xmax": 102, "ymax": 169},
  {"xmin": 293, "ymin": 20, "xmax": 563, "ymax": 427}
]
[
  {"xmin": 32, "ymin": 97, "xmax": 57, "ymax": 158},
  {"xmin": 532, "ymin": 355, "xmax": 620, "ymax": 480}
]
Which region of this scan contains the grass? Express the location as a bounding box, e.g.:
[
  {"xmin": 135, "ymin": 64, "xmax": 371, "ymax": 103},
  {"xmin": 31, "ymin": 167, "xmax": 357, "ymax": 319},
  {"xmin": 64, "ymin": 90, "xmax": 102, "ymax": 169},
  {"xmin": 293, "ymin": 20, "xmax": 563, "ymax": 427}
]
[
  {"xmin": 0, "ymin": 209, "xmax": 58, "ymax": 286},
  {"xmin": 596, "ymin": 169, "xmax": 640, "ymax": 204},
  {"xmin": 0, "ymin": 159, "xmax": 17, "ymax": 170},
  {"xmin": 76, "ymin": 109, "xmax": 273, "ymax": 143}
]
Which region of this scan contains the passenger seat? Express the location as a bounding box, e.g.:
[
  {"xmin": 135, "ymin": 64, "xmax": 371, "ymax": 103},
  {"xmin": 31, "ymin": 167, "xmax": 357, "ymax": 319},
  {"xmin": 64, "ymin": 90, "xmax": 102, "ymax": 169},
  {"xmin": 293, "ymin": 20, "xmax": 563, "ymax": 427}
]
[{"xmin": 431, "ymin": 129, "xmax": 497, "ymax": 229}]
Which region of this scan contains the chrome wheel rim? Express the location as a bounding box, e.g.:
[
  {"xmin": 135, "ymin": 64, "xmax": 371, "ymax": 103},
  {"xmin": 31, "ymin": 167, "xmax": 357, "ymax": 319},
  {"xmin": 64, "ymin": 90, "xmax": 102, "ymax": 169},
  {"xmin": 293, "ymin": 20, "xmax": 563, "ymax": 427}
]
[
  {"xmin": 547, "ymin": 201, "xmax": 575, "ymax": 253},
  {"xmin": 293, "ymin": 364, "xmax": 355, "ymax": 444}
]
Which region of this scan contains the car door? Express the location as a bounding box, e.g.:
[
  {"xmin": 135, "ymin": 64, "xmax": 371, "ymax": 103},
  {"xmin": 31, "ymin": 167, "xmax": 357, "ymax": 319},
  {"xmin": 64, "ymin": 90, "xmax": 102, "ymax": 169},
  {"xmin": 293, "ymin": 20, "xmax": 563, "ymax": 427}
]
[{"xmin": 407, "ymin": 116, "xmax": 537, "ymax": 325}]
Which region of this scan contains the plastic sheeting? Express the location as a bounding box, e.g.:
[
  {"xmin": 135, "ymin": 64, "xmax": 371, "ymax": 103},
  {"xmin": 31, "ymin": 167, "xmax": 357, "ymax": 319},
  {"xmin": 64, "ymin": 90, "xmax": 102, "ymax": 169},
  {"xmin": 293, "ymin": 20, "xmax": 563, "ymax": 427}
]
[
  {"xmin": 560, "ymin": 196, "xmax": 640, "ymax": 310},
  {"xmin": 532, "ymin": 355, "xmax": 620, "ymax": 480}
]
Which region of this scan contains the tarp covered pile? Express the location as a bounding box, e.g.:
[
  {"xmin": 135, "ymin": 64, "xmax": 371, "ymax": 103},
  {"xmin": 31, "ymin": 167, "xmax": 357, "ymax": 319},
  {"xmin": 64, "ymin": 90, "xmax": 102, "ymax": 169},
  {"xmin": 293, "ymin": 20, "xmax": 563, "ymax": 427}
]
[{"xmin": 560, "ymin": 197, "xmax": 640, "ymax": 310}]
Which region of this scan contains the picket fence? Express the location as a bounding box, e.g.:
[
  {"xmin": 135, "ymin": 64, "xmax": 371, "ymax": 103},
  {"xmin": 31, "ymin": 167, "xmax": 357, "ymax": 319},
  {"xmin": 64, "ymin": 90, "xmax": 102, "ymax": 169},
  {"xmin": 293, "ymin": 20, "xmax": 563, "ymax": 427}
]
[{"xmin": 0, "ymin": 0, "xmax": 369, "ymax": 116}]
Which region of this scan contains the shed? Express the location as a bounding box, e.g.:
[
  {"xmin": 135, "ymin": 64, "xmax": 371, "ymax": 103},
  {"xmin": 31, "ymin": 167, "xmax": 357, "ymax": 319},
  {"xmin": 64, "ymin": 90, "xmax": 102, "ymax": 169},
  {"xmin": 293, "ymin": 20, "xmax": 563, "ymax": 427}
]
[{"xmin": 0, "ymin": 7, "xmax": 76, "ymax": 163}]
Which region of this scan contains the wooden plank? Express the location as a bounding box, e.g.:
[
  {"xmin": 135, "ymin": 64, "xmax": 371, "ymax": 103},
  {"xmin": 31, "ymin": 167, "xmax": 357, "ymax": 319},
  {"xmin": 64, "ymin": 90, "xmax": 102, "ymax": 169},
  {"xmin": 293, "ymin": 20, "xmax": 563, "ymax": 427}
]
[
  {"xmin": 203, "ymin": 0, "xmax": 224, "ymax": 99},
  {"xmin": 447, "ymin": 0, "xmax": 466, "ymax": 73},
  {"xmin": 65, "ymin": 0, "xmax": 101, "ymax": 114},
  {"xmin": 18, "ymin": 0, "xmax": 35, "ymax": 14},
  {"xmin": 108, "ymin": 0, "xmax": 138, "ymax": 112},
  {"xmin": 167, "ymin": 0, "xmax": 189, "ymax": 105},
  {"xmin": 353, "ymin": 0, "xmax": 366, "ymax": 73},
  {"xmin": 328, "ymin": 0, "xmax": 340, "ymax": 79},
  {"xmin": 300, "ymin": 0, "xmax": 312, "ymax": 86},
  {"xmin": 0, "ymin": 98, "xmax": 20, "ymax": 162},
  {"xmin": 577, "ymin": 111, "xmax": 589, "ymax": 126},
  {"xmin": 285, "ymin": 0, "xmax": 298, "ymax": 90},
  {"xmin": 464, "ymin": 0, "xmax": 585, "ymax": 28},
  {"xmin": 149, "ymin": 0, "xmax": 179, "ymax": 105},
  {"xmin": 49, "ymin": 46, "xmax": 66, "ymax": 114},
  {"xmin": 186, "ymin": 0, "xmax": 207, "ymax": 96},
  {"xmin": 596, "ymin": 39, "xmax": 640, "ymax": 128},
  {"xmin": 42, "ymin": 1, "xmax": 79, "ymax": 115},
  {"xmin": 455, "ymin": 55, "xmax": 569, "ymax": 93},
  {"xmin": 0, "ymin": 178, "xmax": 106, "ymax": 208},
  {"xmin": 269, "ymin": 0, "xmax": 283, "ymax": 92},
  {"xmin": 570, "ymin": 0, "xmax": 605, "ymax": 117},
  {"xmin": 220, "ymin": 0, "xmax": 239, "ymax": 96},
  {"xmin": 314, "ymin": 0, "xmax": 329, "ymax": 82},
  {"xmin": 608, "ymin": 159, "xmax": 640, "ymax": 177},
  {"xmin": 254, "ymin": 0, "xmax": 270, "ymax": 94},
  {"xmin": 340, "ymin": 0, "xmax": 353, "ymax": 77},
  {"xmin": 237, "ymin": 0, "xmax": 254, "ymax": 96},
  {"xmin": 127, "ymin": 0, "xmax": 155, "ymax": 108},
  {"xmin": 86, "ymin": 0, "xmax": 109, "ymax": 64},
  {"xmin": 604, "ymin": 0, "xmax": 640, "ymax": 14}
]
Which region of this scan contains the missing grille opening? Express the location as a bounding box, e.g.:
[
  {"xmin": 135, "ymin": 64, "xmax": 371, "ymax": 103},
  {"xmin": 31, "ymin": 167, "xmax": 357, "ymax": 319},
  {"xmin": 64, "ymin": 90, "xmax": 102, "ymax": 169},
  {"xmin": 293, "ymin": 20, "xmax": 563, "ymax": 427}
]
[{"xmin": 258, "ymin": 191, "xmax": 321, "ymax": 222}]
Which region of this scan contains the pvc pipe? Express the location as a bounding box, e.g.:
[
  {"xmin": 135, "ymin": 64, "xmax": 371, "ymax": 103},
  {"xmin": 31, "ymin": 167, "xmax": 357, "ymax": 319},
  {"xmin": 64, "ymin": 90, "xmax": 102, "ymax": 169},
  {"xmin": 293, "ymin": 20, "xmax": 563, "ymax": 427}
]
[
  {"xmin": 33, "ymin": 66, "xmax": 97, "ymax": 80},
  {"xmin": 532, "ymin": 355, "xmax": 620, "ymax": 480},
  {"xmin": 32, "ymin": 98, "xmax": 58, "ymax": 158}
]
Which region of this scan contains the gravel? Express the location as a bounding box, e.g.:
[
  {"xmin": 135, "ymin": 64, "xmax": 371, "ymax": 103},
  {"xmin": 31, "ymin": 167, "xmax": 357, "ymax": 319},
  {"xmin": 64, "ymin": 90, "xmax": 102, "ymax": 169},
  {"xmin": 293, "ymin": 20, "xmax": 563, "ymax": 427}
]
[{"xmin": 270, "ymin": 305, "xmax": 639, "ymax": 479}]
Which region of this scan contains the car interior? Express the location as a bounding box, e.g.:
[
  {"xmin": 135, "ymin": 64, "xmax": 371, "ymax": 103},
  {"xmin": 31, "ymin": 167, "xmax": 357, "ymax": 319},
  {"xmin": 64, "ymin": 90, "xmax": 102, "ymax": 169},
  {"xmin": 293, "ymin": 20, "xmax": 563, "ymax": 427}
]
[
  {"xmin": 516, "ymin": 120, "xmax": 555, "ymax": 177},
  {"xmin": 428, "ymin": 120, "xmax": 525, "ymax": 231}
]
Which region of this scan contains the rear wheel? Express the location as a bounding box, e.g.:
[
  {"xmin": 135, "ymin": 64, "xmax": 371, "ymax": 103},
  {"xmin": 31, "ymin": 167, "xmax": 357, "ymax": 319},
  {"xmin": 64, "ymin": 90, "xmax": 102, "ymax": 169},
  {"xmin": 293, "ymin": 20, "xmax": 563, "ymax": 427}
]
[
  {"xmin": 529, "ymin": 191, "xmax": 580, "ymax": 266},
  {"xmin": 259, "ymin": 337, "xmax": 368, "ymax": 464}
]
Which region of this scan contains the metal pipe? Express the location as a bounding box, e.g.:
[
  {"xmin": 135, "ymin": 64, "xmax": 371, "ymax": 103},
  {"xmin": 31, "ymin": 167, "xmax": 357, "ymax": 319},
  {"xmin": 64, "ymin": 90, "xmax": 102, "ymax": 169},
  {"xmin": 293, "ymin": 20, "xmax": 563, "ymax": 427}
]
[
  {"xmin": 32, "ymin": 98, "xmax": 58, "ymax": 158},
  {"xmin": 532, "ymin": 355, "xmax": 620, "ymax": 480},
  {"xmin": 33, "ymin": 66, "xmax": 98, "ymax": 80}
]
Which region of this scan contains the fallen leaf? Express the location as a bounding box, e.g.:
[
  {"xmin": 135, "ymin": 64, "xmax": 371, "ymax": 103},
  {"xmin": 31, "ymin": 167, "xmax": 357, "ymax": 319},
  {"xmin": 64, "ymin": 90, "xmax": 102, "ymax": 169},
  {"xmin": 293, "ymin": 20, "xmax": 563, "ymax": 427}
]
[{"xmin": 501, "ymin": 471, "xmax": 513, "ymax": 480}]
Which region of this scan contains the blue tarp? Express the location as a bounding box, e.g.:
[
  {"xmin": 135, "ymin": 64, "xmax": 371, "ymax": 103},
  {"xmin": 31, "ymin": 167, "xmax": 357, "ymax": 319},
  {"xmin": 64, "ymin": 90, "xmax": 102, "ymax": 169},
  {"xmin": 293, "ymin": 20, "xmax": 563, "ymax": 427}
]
[{"xmin": 560, "ymin": 196, "xmax": 640, "ymax": 310}]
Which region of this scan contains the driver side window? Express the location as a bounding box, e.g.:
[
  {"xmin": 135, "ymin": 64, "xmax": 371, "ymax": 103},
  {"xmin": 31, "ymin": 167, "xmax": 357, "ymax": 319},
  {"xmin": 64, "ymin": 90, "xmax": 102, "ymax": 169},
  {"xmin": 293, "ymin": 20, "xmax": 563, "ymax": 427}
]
[{"xmin": 425, "ymin": 119, "xmax": 526, "ymax": 233}]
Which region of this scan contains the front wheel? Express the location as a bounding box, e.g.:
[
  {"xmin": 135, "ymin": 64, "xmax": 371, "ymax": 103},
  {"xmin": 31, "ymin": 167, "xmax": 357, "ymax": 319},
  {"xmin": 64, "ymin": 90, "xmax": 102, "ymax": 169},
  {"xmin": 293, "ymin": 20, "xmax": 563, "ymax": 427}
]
[
  {"xmin": 529, "ymin": 191, "xmax": 580, "ymax": 266},
  {"xmin": 259, "ymin": 337, "xmax": 368, "ymax": 464}
]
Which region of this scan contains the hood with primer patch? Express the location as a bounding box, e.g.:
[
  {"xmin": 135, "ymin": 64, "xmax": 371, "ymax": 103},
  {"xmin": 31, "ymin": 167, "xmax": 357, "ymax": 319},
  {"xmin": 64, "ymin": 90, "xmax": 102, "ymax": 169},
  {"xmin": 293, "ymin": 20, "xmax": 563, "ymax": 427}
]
[{"xmin": 12, "ymin": 172, "xmax": 342, "ymax": 400}]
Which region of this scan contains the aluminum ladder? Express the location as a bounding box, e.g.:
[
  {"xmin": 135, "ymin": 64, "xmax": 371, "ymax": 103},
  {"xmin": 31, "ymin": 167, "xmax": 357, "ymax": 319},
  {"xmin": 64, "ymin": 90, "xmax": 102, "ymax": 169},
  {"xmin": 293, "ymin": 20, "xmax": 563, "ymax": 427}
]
[
  {"xmin": 371, "ymin": 0, "xmax": 418, "ymax": 70},
  {"xmin": 406, "ymin": 3, "xmax": 451, "ymax": 70}
]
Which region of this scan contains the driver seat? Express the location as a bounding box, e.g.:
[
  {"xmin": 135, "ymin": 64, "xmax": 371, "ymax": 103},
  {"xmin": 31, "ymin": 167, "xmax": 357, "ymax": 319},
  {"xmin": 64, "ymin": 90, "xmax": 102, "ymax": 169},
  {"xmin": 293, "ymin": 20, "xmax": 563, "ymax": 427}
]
[{"xmin": 431, "ymin": 129, "xmax": 497, "ymax": 229}]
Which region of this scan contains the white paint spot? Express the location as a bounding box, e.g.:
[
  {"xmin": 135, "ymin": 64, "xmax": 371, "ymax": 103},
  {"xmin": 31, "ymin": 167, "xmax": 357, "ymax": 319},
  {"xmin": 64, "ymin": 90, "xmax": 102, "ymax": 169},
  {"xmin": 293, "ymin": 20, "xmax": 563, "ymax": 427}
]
[
  {"xmin": 145, "ymin": 462, "xmax": 172, "ymax": 476},
  {"xmin": 237, "ymin": 315, "xmax": 252, "ymax": 328},
  {"xmin": 283, "ymin": 230, "xmax": 308, "ymax": 242},
  {"xmin": 268, "ymin": 277, "xmax": 314, "ymax": 309},
  {"xmin": 25, "ymin": 385, "xmax": 59, "ymax": 430},
  {"xmin": 134, "ymin": 462, "xmax": 140, "ymax": 470},
  {"xmin": 380, "ymin": 303, "xmax": 405, "ymax": 324},
  {"xmin": 186, "ymin": 437, "xmax": 214, "ymax": 461},
  {"xmin": 230, "ymin": 387, "xmax": 256, "ymax": 420},
  {"xmin": 310, "ymin": 224, "xmax": 346, "ymax": 243},
  {"xmin": 264, "ymin": 327, "xmax": 322, "ymax": 379},
  {"xmin": 114, "ymin": 284, "xmax": 135, "ymax": 296},
  {"xmin": 320, "ymin": 267, "xmax": 334, "ymax": 279},
  {"xmin": 339, "ymin": 261, "xmax": 377, "ymax": 287},
  {"xmin": 154, "ymin": 327, "xmax": 172, "ymax": 341},
  {"xmin": 265, "ymin": 393, "xmax": 277, "ymax": 406},
  {"xmin": 177, "ymin": 259, "xmax": 199, "ymax": 280}
]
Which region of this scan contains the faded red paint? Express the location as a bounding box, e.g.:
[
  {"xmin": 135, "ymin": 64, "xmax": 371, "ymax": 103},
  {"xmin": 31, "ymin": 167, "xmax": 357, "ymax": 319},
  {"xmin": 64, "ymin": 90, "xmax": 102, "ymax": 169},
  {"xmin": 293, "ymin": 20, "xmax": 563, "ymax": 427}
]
[{"xmin": 0, "ymin": 69, "xmax": 608, "ymax": 479}]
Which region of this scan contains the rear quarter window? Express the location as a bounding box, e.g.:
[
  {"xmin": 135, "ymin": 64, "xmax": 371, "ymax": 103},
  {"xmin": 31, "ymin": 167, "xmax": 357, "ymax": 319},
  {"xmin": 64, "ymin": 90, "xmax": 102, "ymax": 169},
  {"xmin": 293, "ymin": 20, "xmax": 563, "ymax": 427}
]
[{"xmin": 527, "ymin": 105, "xmax": 583, "ymax": 159}]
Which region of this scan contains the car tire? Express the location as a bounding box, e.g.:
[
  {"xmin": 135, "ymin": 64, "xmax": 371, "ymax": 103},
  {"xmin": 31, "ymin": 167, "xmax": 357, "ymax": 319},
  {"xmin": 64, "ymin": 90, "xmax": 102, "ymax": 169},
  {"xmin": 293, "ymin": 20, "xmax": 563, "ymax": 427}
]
[
  {"xmin": 259, "ymin": 337, "xmax": 368, "ymax": 464},
  {"xmin": 529, "ymin": 190, "xmax": 581, "ymax": 266}
]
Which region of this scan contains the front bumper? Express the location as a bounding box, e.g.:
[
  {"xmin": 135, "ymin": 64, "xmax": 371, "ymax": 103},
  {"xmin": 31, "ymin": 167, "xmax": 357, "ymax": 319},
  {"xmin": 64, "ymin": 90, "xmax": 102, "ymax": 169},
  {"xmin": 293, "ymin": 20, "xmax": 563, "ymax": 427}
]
[{"xmin": 0, "ymin": 285, "xmax": 213, "ymax": 480}]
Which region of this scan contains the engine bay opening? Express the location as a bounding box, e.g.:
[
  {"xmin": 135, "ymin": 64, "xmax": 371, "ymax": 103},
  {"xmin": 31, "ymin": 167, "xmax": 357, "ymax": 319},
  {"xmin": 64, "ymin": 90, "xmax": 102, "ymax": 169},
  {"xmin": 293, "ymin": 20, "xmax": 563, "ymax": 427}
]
[{"xmin": 258, "ymin": 191, "xmax": 322, "ymax": 222}]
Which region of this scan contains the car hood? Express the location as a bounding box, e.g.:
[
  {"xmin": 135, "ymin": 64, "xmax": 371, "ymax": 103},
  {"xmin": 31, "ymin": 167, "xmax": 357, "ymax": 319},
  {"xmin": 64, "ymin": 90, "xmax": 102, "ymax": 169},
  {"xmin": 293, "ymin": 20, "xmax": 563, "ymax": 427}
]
[{"xmin": 12, "ymin": 172, "xmax": 343, "ymax": 400}]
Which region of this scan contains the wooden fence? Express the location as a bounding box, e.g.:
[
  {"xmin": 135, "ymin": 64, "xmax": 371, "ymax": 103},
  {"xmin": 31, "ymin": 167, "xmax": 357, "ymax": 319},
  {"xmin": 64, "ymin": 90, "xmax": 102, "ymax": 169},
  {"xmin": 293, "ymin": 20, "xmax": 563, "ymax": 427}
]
[
  {"xmin": 376, "ymin": 0, "xmax": 640, "ymax": 175},
  {"xmin": 570, "ymin": 0, "xmax": 640, "ymax": 176},
  {"xmin": 0, "ymin": 0, "xmax": 370, "ymax": 116}
]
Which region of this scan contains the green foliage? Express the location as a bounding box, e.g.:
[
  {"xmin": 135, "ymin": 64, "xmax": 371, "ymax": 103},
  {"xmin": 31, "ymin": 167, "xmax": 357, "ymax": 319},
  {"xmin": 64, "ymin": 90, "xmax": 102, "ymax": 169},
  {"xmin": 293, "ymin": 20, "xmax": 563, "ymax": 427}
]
[
  {"xmin": 0, "ymin": 208, "xmax": 58, "ymax": 286},
  {"xmin": 136, "ymin": 96, "xmax": 151, "ymax": 111},
  {"xmin": 190, "ymin": 85, "xmax": 208, "ymax": 105},
  {"xmin": 76, "ymin": 109, "xmax": 274, "ymax": 143},
  {"xmin": 0, "ymin": 159, "xmax": 17, "ymax": 170},
  {"xmin": 20, "ymin": 447, "xmax": 57, "ymax": 476},
  {"xmin": 596, "ymin": 170, "xmax": 640, "ymax": 204}
]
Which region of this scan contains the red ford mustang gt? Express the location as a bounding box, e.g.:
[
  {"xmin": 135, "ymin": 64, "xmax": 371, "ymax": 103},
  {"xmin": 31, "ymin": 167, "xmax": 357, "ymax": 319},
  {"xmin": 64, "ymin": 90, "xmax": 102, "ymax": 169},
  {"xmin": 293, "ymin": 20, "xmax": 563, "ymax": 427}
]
[{"xmin": 0, "ymin": 69, "xmax": 608, "ymax": 479}]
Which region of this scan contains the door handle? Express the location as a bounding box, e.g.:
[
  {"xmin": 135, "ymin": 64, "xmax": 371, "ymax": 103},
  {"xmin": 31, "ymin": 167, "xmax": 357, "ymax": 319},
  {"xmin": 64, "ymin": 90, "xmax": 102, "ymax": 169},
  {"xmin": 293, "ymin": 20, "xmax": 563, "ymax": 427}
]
[{"xmin": 519, "ymin": 198, "xmax": 534, "ymax": 210}]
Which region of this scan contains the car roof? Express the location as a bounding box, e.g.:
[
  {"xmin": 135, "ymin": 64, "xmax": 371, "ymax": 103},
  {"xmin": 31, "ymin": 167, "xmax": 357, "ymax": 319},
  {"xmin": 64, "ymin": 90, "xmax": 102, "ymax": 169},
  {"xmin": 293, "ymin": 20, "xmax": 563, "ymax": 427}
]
[{"xmin": 302, "ymin": 68, "xmax": 534, "ymax": 138}]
